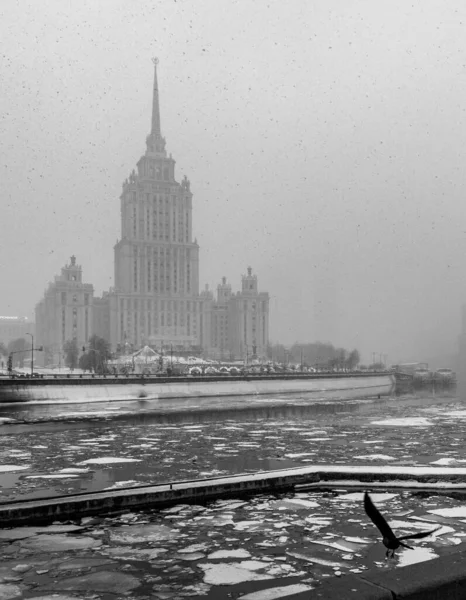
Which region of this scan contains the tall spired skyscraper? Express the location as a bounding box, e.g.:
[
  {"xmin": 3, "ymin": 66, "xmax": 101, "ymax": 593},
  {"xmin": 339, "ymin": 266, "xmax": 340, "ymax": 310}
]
[{"xmin": 109, "ymin": 59, "xmax": 200, "ymax": 350}]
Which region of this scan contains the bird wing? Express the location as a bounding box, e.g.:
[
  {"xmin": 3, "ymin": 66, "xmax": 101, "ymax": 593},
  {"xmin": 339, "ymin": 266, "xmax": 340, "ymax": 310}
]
[
  {"xmin": 364, "ymin": 491, "xmax": 397, "ymax": 541},
  {"xmin": 398, "ymin": 527, "xmax": 440, "ymax": 542}
]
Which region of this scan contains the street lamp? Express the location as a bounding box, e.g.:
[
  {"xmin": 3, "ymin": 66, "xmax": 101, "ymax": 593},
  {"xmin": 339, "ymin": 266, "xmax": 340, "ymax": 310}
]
[{"xmin": 26, "ymin": 332, "xmax": 33, "ymax": 376}]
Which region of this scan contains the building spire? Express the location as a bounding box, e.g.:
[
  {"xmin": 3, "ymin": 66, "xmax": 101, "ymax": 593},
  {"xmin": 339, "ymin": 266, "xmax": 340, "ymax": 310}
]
[
  {"xmin": 146, "ymin": 57, "xmax": 166, "ymax": 156},
  {"xmin": 151, "ymin": 57, "xmax": 161, "ymax": 135}
]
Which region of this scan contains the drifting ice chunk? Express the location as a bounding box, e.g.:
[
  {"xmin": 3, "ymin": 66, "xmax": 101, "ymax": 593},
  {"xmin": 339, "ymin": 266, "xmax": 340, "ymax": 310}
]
[
  {"xmin": 78, "ymin": 457, "xmax": 141, "ymax": 464},
  {"xmin": 208, "ymin": 549, "xmax": 251, "ymax": 559},
  {"xmin": 429, "ymin": 507, "xmax": 466, "ymax": 518},
  {"xmin": 199, "ymin": 563, "xmax": 272, "ymax": 585},
  {"xmin": 370, "ymin": 418, "xmax": 433, "ymax": 427},
  {"xmin": 353, "ymin": 454, "xmax": 396, "ymax": 461},
  {"xmin": 239, "ymin": 583, "xmax": 313, "ymax": 599},
  {"xmin": 0, "ymin": 465, "xmax": 30, "ymax": 472}
]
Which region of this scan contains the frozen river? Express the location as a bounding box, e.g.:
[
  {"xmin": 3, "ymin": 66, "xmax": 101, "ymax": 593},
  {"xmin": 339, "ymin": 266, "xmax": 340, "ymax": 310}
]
[
  {"xmin": 0, "ymin": 389, "xmax": 463, "ymax": 501},
  {"xmin": 2, "ymin": 390, "xmax": 466, "ymax": 598}
]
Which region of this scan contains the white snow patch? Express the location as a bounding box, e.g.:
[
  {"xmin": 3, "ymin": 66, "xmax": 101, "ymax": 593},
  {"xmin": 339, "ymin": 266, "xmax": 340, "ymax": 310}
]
[{"xmin": 397, "ymin": 546, "xmax": 438, "ymax": 567}]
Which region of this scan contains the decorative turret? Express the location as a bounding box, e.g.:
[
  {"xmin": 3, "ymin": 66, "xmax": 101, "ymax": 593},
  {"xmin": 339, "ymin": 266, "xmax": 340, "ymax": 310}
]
[
  {"xmin": 217, "ymin": 276, "xmax": 232, "ymax": 303},
  {"xmin": 241, "ymin": 266, "xmax": 258, "ymax": 294}
]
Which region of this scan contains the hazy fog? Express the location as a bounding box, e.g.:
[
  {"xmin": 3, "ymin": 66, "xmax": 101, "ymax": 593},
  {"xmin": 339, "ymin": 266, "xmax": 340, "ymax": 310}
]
[{"xmin": 2, "ymin": 0, "xmax": 466, "ymax": 364}]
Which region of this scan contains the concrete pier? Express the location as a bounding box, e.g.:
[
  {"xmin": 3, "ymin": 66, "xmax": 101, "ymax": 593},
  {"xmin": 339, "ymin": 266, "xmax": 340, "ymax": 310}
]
[{"xmin": 2, "ymin": 464, "xmax": 466, "ymax": 526}]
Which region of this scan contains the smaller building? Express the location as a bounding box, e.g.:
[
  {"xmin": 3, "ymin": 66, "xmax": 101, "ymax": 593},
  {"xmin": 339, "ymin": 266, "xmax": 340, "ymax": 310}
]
[
  {"xmin": 200, "ymin": 268, "xmax": 270, "ymax": 361},
  {"xmin": 0, "ymin": 316, "xmax": 34, "ymax": 346},
  {"xmin": 35, "ymin": 256, "xmax": 95, "ymax": 366},
  {"xmin": 229, "ymin": 267, "xmax": 269, "ymax": 361}
]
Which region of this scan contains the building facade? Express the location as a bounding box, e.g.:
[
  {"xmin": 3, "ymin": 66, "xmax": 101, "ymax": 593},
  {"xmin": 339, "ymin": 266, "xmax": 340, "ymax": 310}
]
[
  {"xmin": 229, "ymin": 267, "xmax": 269, "ymax": 361},
  {"xmin": 34, "ymin": 61, "xmax": 270, "ymax": 363},
  {"xmin": 35, "ymin": 256, "xmax": 94, "ymax": 365},
  {"xmin": 197, "ymin": 269, "xmax": 269, "ymax": 360},
  {"xmin": 0, "ymin": 316, "xmax": 34, "ymax": 347},
  {"xmin": 108, "ymin": 58, "xmax": 200, "ymax": 352}
]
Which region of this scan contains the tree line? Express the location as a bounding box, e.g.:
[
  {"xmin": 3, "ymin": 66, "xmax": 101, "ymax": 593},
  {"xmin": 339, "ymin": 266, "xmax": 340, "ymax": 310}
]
[{"xmin": 266, "ymin": 342, "xmax": 360, "ymax": 369}]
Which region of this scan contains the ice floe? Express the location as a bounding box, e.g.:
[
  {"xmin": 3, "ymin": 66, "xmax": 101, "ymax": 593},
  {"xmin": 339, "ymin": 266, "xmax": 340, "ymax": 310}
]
[
  {"xmin": 20, "ymin": 535, "xmax": 101, "ymax": 552},
  {"xmin": 104, "ymin": 547, "xmax": 168, "ymax": 560},
  {"xmin": 178, "ymin": 543, "xmax": 211, "ymax": 554},
  {"xmin": 428, "ymin": 506, "xmax": 466, "ymax": 518},
  {"xmin": 233, "ymin": 521, "xmax": 264, "ymax": 531},
  {"xmin": 429, "ymin": 458, "xmax": 466, "ymax": 466},
  {"xmin": 58, "ymin": 468, "xmax": 90, "ymax": 474},
  {"xmin": 199, "ymin": 562, "xmax": 273, "ymax": 585},
  {"xmin": 46, "ymin": 570, "xmax": 140, "ymax": 593},
  {"xmin": 353, "ymin": 454, "xmax": 396, "ymax": 461},
  {"xmin": 208, "ymin": 549, "xmax": 251, "ymax": 559},
  {"xmin": 0, "ymin": 464, "xmax": 30, "ymax": 472},
  {"xmin": 109, "ymin": 523, "xmax": 178, "ymax": 543},
  {"xmin": 26, "ymin": 474, "xmax": 80, "ymax": 479},
  {"xmin": 0, "ymin": 585, "xmax": 22, "ymax": 600},
  {"xmin": 308, "ymin": 539, "xmax": 363, "ymax": 552},
  {"xmin": 78, "ymin": 456, "xmax": 141, "ymax": 465},
  {"xmin": 239, "ymin": 583, "xmax": 313, "ymax": 599},
  {"xmin": 284, "ymin": 453, "xmax": 315, "ymax": 458},
  {"xmin": 370, "ymin": 418, "xmax": 433, "ymax": 427},
  {"xmin": 279, "ymin": 498, "xmax": 319, "ymax": 509},
  {"xmin": 286, "ymin": 552, "xmax": 345, "ymax": 568},
  {"xmin": 332, "ymin": 492, "xmax": 397, "ymax": 503}
]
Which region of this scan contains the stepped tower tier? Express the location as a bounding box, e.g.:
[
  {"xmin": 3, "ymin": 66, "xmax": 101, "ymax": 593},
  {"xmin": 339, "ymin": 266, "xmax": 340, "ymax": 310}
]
[{"xmin": 111, "ymin": 59, "xmax": 200, "ymax": 350}]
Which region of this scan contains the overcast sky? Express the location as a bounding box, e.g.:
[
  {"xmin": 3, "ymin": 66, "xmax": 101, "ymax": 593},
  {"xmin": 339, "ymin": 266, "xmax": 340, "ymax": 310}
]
[{"xmin": 2, "ymin": 0, "xmax": 466, "ymax": 364}]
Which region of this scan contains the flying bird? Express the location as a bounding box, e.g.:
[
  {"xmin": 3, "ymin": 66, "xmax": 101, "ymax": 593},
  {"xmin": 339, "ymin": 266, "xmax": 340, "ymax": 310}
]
[{"xmin": 364, "ymin": 491, "xmax": 439, "ymax": 558}]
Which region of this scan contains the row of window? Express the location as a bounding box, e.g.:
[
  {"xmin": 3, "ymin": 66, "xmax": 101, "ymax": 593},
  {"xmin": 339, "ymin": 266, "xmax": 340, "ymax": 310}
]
[
  {"xmin": 60, "ymin": 292, "xmax": 90, "ymax": 305},
  {"xmin": 120, "ymin": 311, "xmax": 198, "ymax": 340},
  {"xmin": 127, "ymin": 196, "xmax": 190, "ymax": 243}
]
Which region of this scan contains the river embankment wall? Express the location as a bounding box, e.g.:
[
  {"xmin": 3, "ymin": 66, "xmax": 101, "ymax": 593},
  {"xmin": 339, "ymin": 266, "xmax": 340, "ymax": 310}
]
[{"xmin": 0, "ymin": 373, "xmax": 394, "ymax": 404}]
